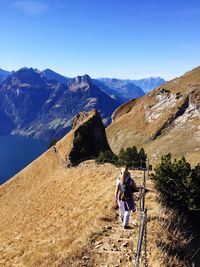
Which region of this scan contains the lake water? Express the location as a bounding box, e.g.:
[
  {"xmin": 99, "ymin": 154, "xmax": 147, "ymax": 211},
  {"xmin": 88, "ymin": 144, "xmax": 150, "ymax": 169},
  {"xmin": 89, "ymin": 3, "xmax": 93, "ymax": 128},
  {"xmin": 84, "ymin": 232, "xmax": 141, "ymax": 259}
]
[{"xmin": 0, "ymin": 135, "xmax": 48, "ymax": 185}]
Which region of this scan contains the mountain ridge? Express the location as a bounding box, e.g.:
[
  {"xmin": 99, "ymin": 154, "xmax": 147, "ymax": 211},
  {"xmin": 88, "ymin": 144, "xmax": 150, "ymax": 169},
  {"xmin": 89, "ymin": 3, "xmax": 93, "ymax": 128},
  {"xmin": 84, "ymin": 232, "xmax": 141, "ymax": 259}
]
[
  {"xmin": 107, "ymin": 66, "xmax": 200, "ymax": 165},
  {"xmin": 0, "ymin": 68, "xmax": 120, "ymax": 140},
  {"xmin": 0, "ymin": 66, "xmax": 167, "ymax": 142}
]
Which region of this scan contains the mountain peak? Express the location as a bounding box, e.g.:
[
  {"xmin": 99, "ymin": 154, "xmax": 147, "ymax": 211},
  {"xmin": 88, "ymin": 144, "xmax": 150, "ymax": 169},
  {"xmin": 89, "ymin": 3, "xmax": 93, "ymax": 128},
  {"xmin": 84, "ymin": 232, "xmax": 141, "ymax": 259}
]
[
  {"xmin": 74, "ymin": 74, "xmax": 92, "ymax": 84},
  {"xmin": 18, "ymin": 67, "xmax": 41, "ymax": 74},
  {"xmin": 9, "ymin": 67, "xmax": 44, "ymax": 86}
]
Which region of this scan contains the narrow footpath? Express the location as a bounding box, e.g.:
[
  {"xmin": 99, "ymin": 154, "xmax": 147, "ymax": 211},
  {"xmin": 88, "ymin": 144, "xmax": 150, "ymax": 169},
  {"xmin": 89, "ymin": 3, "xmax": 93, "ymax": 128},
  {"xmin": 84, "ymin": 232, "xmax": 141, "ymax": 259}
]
[
  {"xmin": 85, "ymin": 214, "xmax": 140, "ymax": 267},
  {"xmin": 76, "ymin": 171, "xmax": 143, "ymax": 267}
]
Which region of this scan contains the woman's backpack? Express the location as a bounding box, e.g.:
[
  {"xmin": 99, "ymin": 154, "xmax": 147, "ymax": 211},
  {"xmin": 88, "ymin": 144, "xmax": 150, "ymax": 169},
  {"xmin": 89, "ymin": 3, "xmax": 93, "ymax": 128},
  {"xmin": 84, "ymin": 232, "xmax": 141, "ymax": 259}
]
[{"xmin": 119, "ymin": 177, "xmax": 135, "ymax": 200}]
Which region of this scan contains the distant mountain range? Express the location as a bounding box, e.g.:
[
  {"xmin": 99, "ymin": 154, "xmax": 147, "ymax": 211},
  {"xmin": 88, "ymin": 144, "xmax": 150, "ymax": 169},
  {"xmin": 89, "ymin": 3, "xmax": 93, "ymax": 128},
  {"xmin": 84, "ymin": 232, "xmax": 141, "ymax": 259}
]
[
  {"xmin": 130, "ymin": 77, "xmax": 166, "ymax": 93},
  {"xmin": 95, "ymin": 77, "xmax": 166, "ymax": 95},
  {"xmin": 0, "ymin": 68, "xmax": 121, "ymax": 140},
  {"xmin": 93, "ymin": 78, "xmax": 145, "ymax": 102},
  {"xmin": 0, "ymin": 67, "xmax": 165, "ymax": 141}
]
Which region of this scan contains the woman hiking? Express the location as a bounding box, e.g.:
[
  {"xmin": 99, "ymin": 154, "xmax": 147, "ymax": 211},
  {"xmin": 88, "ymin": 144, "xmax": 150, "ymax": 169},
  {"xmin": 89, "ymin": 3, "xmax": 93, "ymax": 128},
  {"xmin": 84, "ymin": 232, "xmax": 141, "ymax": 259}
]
[{"xmin": 115, "ymin": 166, "xmax": 142, "ymax": 229}]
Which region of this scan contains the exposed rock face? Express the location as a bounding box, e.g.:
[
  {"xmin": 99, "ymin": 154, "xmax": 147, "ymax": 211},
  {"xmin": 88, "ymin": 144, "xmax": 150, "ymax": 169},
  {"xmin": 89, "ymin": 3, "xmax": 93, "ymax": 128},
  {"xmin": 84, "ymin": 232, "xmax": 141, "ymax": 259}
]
[
  {"xmin": 56, "ymin": 109, "xmax": 112, "ymax": 165},
  {"xmin": 107, "ymin": 66, "xmax": 200, "ymax": 165},
  {"xmin": 0, "ymin": 68, "xmax": 120, "ymax": 140}
]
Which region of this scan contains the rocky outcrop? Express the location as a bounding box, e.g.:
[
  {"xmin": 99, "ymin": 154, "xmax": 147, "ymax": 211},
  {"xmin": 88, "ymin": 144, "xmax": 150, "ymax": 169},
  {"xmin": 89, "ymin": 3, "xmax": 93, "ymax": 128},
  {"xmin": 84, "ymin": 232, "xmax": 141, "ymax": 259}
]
[{"xmin": 56, "ymin": 109, "xmax": 112, "ymax": 165}]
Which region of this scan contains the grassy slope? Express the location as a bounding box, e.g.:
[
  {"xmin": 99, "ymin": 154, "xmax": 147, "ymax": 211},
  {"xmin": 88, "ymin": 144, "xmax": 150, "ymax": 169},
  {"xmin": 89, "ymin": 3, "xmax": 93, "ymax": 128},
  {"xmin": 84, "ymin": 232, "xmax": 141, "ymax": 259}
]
[
  {"xmin": 0, "ymin": 150, "xmax": 119, "ymax": 266},
  {"xmin": 0, "ymin": 152, "xmax": 191, "ymax": 266},
  {"xmin": 107, "ymin": 67, "xmax": 200, "ymax": 166}
]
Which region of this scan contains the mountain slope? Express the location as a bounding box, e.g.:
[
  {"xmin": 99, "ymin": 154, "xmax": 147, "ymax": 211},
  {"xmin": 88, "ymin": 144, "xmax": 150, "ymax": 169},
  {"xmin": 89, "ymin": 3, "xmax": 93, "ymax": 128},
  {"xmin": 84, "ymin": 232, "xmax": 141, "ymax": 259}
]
[
  {"xmin": 0, "ymin": 151, "xmax": 119, "ymax": 266},
  {"xmin": 0, "ymin": 110, "xmax": 118, "ymax": 266},
  {"xmin": 107, "ymin": 66, "xmax": 200, "ymax": 165},
  {"xmin": 0, "ymin": 68, "xmax": 120, "ymax": 140},
  {"xmin": 41, "ymin": 69, "xmax": 68, "ymax": 84}
]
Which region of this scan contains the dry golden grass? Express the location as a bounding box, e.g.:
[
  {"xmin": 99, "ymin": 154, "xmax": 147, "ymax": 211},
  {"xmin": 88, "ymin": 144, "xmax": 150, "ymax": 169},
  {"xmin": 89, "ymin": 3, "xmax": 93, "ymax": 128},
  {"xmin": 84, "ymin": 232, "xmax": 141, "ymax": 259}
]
[
  {"xmin": 0, "ymin": 154, "xmax": 120, "ymax": 266},
  {"xmin": 0, "ymin": 152, "xmax": 193, "ymax": 267},
  {"xmin": 106, "ymin": 66, "xmax": 200, "ymax": 166}
]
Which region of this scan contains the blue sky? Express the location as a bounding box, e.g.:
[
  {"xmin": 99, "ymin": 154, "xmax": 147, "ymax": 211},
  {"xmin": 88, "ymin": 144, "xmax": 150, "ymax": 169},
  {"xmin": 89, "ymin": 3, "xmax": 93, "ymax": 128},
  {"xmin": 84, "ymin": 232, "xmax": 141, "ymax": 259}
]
[{"xmin": 0, "ymin": 0, "xmax": 200, "ymax": 79}]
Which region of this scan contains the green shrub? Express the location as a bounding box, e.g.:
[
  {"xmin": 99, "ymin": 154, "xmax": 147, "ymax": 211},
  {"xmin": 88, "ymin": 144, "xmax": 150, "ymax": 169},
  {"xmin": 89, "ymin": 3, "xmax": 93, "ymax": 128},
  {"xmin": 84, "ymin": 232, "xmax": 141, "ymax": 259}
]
[
  {"xmin": 138, "ymin": 148, "xmax": 147, "ymax": 168},
  {"xmin": 96, "ymin": 146, "xmax": 147, "ymax": 168},
  {"xmin": 151, "ymin": 154, "xmax": 200, "ymax": 211},
  {"xmin": 118, "ymin": 146, "xmax": 147, "ymax": 168},
  {"xmin": 96, "ymin": 150, "xmax": 118, "ymax": 164}
]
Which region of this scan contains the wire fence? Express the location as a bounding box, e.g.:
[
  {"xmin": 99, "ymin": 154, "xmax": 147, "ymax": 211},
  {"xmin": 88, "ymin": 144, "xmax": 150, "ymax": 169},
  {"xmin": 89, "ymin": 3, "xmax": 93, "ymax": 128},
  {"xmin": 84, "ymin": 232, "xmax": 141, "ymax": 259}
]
[{"xmin": 135, "ymin": 160, "xmax": 149, "ymax": 267}]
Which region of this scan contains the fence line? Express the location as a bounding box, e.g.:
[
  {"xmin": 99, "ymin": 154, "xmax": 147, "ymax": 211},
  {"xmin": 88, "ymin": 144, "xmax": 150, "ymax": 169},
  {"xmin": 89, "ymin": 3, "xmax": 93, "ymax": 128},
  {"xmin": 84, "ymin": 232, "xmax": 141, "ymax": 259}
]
[{"xmin": 135, "ymin": 159, "xmax": 149, "ymax": 267}]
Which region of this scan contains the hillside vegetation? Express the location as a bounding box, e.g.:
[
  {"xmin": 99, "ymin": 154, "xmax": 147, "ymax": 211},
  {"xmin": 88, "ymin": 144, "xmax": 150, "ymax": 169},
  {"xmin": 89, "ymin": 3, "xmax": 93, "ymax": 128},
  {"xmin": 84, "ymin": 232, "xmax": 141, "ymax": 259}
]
[{"xmin": 152, "ymin": 154, "xmax": 200, "ymax": 212}]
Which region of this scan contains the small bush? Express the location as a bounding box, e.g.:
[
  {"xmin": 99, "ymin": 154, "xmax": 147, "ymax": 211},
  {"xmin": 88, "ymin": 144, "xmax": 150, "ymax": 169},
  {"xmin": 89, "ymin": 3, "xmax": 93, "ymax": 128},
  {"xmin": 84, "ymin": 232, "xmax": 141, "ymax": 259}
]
[
  {"xmin": 151, "ymin": 154, "xmax": 200, "ymax": 211},
  {"xmin": 118, "ymin": 146, "xmax": 147, "ymax": 168},
  {"xmin": 96, "ymin": 146, "xmax": 147, "ymax": 168},
  {"xmin": 96, "ymin": 150, "xmax": 118, "ymax": 164}
]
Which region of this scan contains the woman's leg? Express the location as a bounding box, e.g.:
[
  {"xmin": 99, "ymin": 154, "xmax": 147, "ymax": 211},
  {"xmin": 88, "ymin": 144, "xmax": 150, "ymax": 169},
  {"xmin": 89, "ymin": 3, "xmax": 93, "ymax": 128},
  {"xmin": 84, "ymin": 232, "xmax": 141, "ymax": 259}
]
[
  {"xmin": 118, "ymin": 200, "xmax": 125, "ymax": 222},
  {"xmin": 123, "ymin": 210, "xmax": 131, "ymax": 226}
]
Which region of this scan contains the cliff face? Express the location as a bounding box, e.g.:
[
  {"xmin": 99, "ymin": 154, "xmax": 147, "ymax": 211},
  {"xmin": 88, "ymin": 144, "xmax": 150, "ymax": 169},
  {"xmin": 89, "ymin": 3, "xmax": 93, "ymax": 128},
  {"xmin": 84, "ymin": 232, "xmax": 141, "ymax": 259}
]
[
  {"xmin": 55, "ymin": 109, "xmax": 112, "ymax": 165},
  {"xmin": 69, "ymin": 110, "xmax": 111, "ymax": 164},
  {"xmin": 107, "ymin": 66, "xmax": 200, "ymax": 165}
]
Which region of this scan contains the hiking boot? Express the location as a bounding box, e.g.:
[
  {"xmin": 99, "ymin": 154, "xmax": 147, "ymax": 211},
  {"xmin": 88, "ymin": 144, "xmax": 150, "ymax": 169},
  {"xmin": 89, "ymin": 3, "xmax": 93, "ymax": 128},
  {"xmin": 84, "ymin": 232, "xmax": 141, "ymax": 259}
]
[{"xmin": 123, "ymin": 225, "xmax": 132, "ymax": 229}]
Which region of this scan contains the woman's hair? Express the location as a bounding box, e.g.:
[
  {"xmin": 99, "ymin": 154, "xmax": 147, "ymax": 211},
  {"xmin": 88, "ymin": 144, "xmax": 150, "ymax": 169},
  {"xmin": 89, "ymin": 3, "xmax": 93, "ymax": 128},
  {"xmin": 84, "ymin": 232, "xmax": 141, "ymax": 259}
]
[{"xmin": 120, "ymin": 166, "xmax": 129, "ymax": 183}]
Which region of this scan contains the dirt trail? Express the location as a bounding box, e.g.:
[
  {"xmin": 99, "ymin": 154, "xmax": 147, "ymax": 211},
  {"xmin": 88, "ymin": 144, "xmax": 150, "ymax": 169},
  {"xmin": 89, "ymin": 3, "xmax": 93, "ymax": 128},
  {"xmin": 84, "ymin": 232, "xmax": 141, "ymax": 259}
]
[
  {"xmin": 86, "ymin": 214, "xmax": 140, "ymax": 266},
  {"xmin": 77, "ymin": 172, "xmax": 143, "ymax": 267}
]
